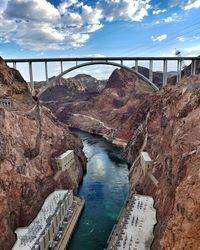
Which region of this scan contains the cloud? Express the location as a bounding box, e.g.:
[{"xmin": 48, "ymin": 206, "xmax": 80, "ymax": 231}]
[
  {"xmin": 163, "ymin": 13, "xmax": 182, "ymax": 23},
  {"xmin": 98, "ymin": 0, "xmax": 151, "ymax": 22},
  {"xmin": 169, "ymin": 0, "xmax": 200, "ymax": 10},
  {"xmin": 0, "ymin": 0, "xmax": 152, "ymax": 51},
  {"xmin": 58, "ymin": 0, "xmax": 79, "ymax": 14},
  {"xmin": 177, "ymin": 36, "xmax": 185, "ymax": 42},
  {"xmin": 0, "ymin": 0, "xmax": 8, "ymax": 13},
  {"xmin": 4, "ymin": 0, "xmax": 60, "ymax": 22},
  {"xmin": 152, "ymin": 9, "xmax": 167, "ymax": 15},
  {"xmin": 184, "ymin": 0, "xmax": 200, "ymax": 10},
  {"xmin": 151, "ymin": 34, "xmax": 167, "ymax": 42}
]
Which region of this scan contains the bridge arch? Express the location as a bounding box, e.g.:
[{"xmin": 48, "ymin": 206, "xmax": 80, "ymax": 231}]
[{"xmin": 37, "ymin": 61, "xmax": 159, "ymax": 97}]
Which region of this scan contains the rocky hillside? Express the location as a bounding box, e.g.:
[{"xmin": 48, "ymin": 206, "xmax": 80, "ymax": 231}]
[
  {"xmin": 0, "ymin": 58, "xmax": 86, "ymax": 250},
  {"xmin": 42, "ymin": 68, "xmax": 155, "ymax": 146},
  {"xmin": 126, "ymin": 74, "xmax": 200, "ymax": 249},
  {"xmin": 37, "ymin": 74, "xmax": 106, "ymax": 103}
]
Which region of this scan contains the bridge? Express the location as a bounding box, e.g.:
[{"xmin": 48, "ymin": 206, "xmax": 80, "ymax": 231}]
[{"xmin": 5, "ymin": 56, "xmax": 200, "ymax": 96}]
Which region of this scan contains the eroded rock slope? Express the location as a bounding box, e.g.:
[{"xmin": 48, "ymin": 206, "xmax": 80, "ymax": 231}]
[
  {"xmin": 127, "ymin": 75, "xmax": 200, "ymax": 249},
  {"xmin": 0, "ymin": 58, "xmax": 86, "ymax": 250}
]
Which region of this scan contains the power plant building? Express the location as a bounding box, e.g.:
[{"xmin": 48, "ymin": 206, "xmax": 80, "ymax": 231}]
[
  {"xmin": 12, "ymin": 190, "xmax": 74, "ymax": 250},
  {"xmin": 56, "ymin": 150, "xmax": 75, "ymax": 171}
]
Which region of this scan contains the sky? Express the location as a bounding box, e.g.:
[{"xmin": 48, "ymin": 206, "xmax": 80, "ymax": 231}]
[{"xmin": 0, "ymin": 0, "xmax": 200, "ymax": 80}]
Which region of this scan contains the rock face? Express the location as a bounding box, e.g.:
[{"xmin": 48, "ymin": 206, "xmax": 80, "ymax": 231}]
[
  {"xmin": 0, "ymin": 58, "xmax": 86, "ymax": 249},
  {"xmin": 126, "ymin": 75, "xmax": 200, "ymax": 249},
  {"xmin": 42, "ymin": 68, "xmax": 154, "ymax": 144},
  {"xmin": 38, "ymin": 74, "xmax": 106, "ymax": 101}
]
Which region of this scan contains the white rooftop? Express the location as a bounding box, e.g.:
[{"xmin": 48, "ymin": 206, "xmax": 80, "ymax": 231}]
[
  {"xmin": 141, "ymin": 152, "xmax": 152, "ymax": 162},
  {"xmin": 57, "ymin": 150, "xmax": 73, "ymax": 160},
  {"xmin": 116, "ymin": 195, "xmax": 156, "ymax": 250},
  {"xmin": 12, "ymin": 190, "xmax": 71, "ymax": 250}
]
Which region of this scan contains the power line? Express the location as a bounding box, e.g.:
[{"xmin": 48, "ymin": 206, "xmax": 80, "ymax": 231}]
[
  {"xmin": 123, "ymin": 18, "xmax": 200, "ymax": 56},
  {"xmin": 136, "ymin": 25, "xmax": 200, "ymax": 56}
]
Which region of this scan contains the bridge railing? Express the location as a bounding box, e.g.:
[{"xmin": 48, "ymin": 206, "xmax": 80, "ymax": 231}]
[{"xmin": 5, "ymin": 57, "xmax": 200, "ymax": 91}]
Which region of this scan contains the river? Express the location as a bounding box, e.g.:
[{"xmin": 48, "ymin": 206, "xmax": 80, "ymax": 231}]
[{"xmin": 68, "ymin": 129, "xmax": 129, "ymax": 250}]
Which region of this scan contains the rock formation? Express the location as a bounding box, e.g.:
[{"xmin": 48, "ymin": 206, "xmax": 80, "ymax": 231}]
[
  {"xmin": 41, "ymin": 68, "xmax": 155, "ymax": 146},
  {"xmin": 0, "ymin": 58, "xmax": 86, "ymax": 249},
  {"xmin": 126, "ymin": 75, "xmax": 200, "ymax": 249}
]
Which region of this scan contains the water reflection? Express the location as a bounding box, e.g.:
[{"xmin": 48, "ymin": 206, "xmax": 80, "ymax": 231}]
[{"xmin": 68, "ymin": 129, "xmax": 129, "ymax": 250}]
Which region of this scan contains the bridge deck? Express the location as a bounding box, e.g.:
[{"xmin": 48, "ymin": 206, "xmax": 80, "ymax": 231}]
[{"xmin": 5, "ymin": 56, "xmax": 200, "ymax": 63}]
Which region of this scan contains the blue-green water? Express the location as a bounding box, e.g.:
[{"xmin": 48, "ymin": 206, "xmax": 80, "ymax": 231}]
[{"xmin": 68, "ymin": 129, "xmax": 129, "ymax": 250}]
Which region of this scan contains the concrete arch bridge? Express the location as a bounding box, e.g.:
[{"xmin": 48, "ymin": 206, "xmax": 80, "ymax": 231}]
[{"xmin": 5, "ymin": 56, "xmax": 199, "ymax": 97}]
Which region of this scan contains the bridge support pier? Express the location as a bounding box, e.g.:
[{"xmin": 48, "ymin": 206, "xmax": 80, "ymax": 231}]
[
  {"xmin": 29, "ymin": 62, "xmax": 34, "ymax": 87},
  {"xmin": 61, "ymin": 61, "xmax": 63, "ymax": 73},
  {"xmin": 29, "ymin": 61, "xmax": 34, "ymax": 86},
  {"xmin": 191, "ymin": 59, "xmax": 196, "ymax": 76},
  {"xmin": 177, "ymin": 60, "xmax": 181, "ymax": 83},
  {"xmin": 149, "ymin": 60, "xmax": 153, "ymax": 82},
  {"xmin": 29, "ymin": 61, "xmax": 35, "ymax": 96},
  {"xmin": 45, "ymin": 61, "xmax": 49, "ymax": 84},
  {"xmin": 13, "ymin": 62, "xmax": 16, "ymax": 69},
  {"xmin": 135, "ymin": 60, "xmax": 138, "ymax": 72},
  {"xmin": 163, "ymin": 60, "xmax": 167, "ymax": 86}
]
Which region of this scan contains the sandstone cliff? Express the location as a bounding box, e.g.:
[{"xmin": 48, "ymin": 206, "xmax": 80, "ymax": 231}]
[
  {"xmin": 126, "ymin": 75, "xmax": 200, "ymax": 249},
  {"xmin": 0, "ymin": 58, "xmax": 86, "ymax": 249}
]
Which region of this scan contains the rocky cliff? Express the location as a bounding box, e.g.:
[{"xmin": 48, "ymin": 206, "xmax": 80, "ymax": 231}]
[
  {"xmin": 0, "ymin": 58, "xmax": 86, "ymax": 250},
  {"xmin": 126, "ymin": 74, "xmax": 200, "ymax": 249},
  {"xmin": 42, "ymin": 68, "xmax": 154, "ymax": 145}
]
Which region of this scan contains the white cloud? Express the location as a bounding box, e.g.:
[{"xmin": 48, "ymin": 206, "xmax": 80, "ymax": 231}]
[
  {"xmin": 177, "ymin": 36, "xmax": 185, "ymax": 42},
  {"xmin": 153, "ymin": 9, "xmax": 167, "ymax": 15},
  {"xmin": 98, "ymin": 0, "xmax": 151, "ymax": 22},
  {"xmin": 155, "ymin": 20, "xmax": 160, "ymax": 24},
  {"xmin": 0, "ymin": 0, "xmax": 152, "ymax": 51},
  {"xmin": 151, "ymin": 34, "xmax": 167, "ymax": 42},
  {"xmin": 163, "ymin": 13, "xmax": 182, "ymax": 23},
  {"xmin": 4, "ymin": 0, "xmax": 60, "ymax": 22},
  {"xmin": 58, "ymin": 0, "xmax": 79, "ymax": 14},
  {"xmin": 163, "ymin": 13, "xmax": 181, "ymax": 23},
  {"xmin": 0, "ymin": 0, "xmax": 8, "ymax": 13},
  {"xmin": 169, "ymin": 0, "xmax": 200, "ymax": 10},
  {"xmin": 184, "ymin": 0, "xmax": 200, "ymax": 10}
]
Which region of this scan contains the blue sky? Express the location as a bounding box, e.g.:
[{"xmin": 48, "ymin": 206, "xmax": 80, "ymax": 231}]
[{"xmin": 0, "ymin": 0, "xmax": 200, "ymax": 80}]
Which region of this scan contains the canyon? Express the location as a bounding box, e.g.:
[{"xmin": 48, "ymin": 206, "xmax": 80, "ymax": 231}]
[
  {"xmin": 0, "ymin": 56, "xmax": 200, "ymax": 249},
  {"xmin": 40, "ymin": 62, "xmax": 200, "ymax": 249}
]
